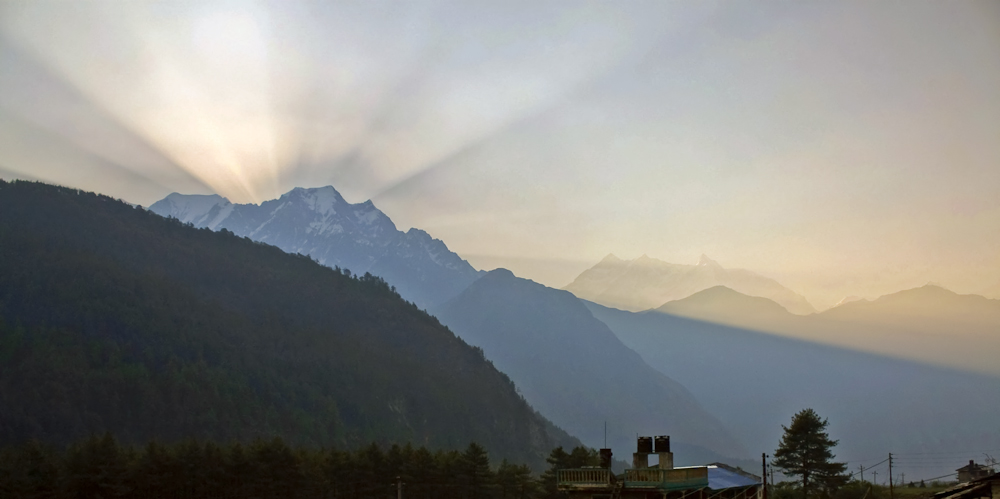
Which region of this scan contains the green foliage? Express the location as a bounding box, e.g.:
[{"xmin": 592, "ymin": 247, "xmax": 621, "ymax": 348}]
[
  {"xmin": 773, "ymin": 409, "xmax": 849, "ymax": 499},
  {"xmin": 0, "ymin": 180, "xmax": 579, "ymax": 470},
  {"xmin": 497, "ymin": 459, "xmax": 538, "ymax": 499},
  {"xmin": 540, "ymin": 446, "xmax": 599, "ymax": 499},
  {"xmin": 0, "ymin": 434, "xmax": 561, "ymax": 499},
  {"xmin": 458, "ymin": 442, "xmax": 495, "ymax": 499}
]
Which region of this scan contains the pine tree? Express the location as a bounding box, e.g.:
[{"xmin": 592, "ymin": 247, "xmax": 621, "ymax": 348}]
[
  {"xmin": 773, "ymin": 409, "xmax": 848, "ymax": 499},
  {"xmin": 540, "ymin": 446, "xmax": 570, "ymax": 499},
  {"xmin": 459, "ymin": 442, "xmax": 495, "ymax": 499},
  {"xmin": 497, "ymin": 459, "xmax": 537, "ymax": 499}
]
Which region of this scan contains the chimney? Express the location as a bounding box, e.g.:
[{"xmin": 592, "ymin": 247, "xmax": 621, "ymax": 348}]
[{"xmin": 600, "ymin": 449, "xmax": 613, "ymax": 469}]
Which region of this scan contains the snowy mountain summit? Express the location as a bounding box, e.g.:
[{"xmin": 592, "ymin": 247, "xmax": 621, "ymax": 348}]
[
  {"xmin": 150, "ymin": 186, "xmax": 481, "ymax": 308},
  {"xmin": 565, "ymin": 254, "xmax": 816, "ymax": 315}
]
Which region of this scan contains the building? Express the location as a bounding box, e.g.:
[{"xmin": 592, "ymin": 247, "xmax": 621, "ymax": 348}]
[
  {"xmin": 557, "ymin": 436, "xmax": 763, "ymax": 499},
  {"xmin": 958, "ymin": 461, "xmax": 995, "ymax": 483},
  {"xmin": 933, "ymin": 472, "xmax": 1000, "ymax": 499}
]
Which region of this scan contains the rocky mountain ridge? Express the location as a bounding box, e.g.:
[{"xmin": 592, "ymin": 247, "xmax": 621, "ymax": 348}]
[{"xmin": 150, "ymin": 186, "xmax": 481, "ymax": 308}]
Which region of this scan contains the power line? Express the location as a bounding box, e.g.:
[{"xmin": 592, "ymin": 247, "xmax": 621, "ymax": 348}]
[
  {"xmin": 915, "ymin": 472, "xmax": 958, "ymax": 483},
  {"xmin": 894, "ymin": 450, "xmax": 1000, "ymax": 458}
]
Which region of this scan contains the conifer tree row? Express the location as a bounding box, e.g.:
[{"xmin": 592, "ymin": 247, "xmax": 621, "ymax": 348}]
[{"xmin": 0, "ymin": 434, "xmax": 595, "ymax": 499}]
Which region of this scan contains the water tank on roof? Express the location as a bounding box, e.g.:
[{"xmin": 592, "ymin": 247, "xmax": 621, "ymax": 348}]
[
  {"xmin": 655, "ymin": 435, "xmax": 671, "ymax": 453},
  {"xmin": 637, "ymin": 436, "xmax": 653, "ymax": 454}
]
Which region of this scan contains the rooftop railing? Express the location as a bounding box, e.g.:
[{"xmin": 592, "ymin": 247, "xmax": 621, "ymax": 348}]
[
  {"xmin": 624, "ymin": 467, "xmax": 709, "ymax": 490},
  {"xmin": 556, "ymin": 468, "xmax": 614, "ymax": 490}
]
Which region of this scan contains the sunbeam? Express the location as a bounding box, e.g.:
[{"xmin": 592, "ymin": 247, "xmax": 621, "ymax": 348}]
[
  {"xmin": 0, "ymin": 35, "xmax": 212, "ymax": 196},
  {"xmin": 0, "ymin": 0, "xmax": 997, "ymax": 306}
]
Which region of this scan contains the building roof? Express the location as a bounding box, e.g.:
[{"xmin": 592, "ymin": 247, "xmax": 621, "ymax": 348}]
[
  {"xmin": 933, "ymin": 472, "xmax": 1000, "ymax": 499},
  {"xmin": 956, "ymin": 462, "xmax": 991, "ymax": 472},
  {"xmin": 707, "ymin": 465, "xmax": 762, "ymax": 490}
]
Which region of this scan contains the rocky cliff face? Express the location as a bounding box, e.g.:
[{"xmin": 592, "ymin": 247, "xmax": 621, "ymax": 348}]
[{"xmin": 150, "ymin": 186, "xmax": 481, "ymax": 308}]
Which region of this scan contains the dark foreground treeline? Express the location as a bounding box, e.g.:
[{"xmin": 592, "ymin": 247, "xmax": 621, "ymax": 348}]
[{"xmin": 0, "ymin": 433, "xmax": 598, "ymax": 499}]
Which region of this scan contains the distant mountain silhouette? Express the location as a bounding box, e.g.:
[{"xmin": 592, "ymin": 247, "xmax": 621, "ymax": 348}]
[
  {"xmin": 0, "ymin": 180, "xmax": 578, "ymax": 468},
  {"xmin": 586, "ymin": 300, "xmax": 1000, "ymax": 480},
  {"xmin": 805, "ymin": 285, "xmax": 1000, "ymax": 375},
  {"xmin": 655, "ymin": 285, "xmax": 801, "ymax": 331},
  {"xmin": 565, "ymin": 254, "xmax": 815, "ymax": 314},
  {"xmin": 818, "ymin": 284, "xmax": 1000, "ymax": 325},
  {"xmin": 832, "ymin": 295, "xmax": 864, "ymax": 307},
  {"xmin": 150, "ymin": 187, "xmax": 481, "ymax": 309},
  {"xmin": 643, "ymin": 284, "xmax": 1000, "ymax": 376},
  {"xmin": 433, "ymin": 269, "xmax": 750, "ymax": 467}
]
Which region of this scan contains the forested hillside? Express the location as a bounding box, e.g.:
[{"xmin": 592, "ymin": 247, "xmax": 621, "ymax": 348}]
[{"xmin": 0, "ymin": 180, "xmax": 578, "ymax": 469}]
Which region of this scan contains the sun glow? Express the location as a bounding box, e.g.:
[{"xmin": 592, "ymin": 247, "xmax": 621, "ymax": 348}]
[
  {"xmin": 0, "ymin": 1, "xmax": 641, "ymax": 203},
  {"xmin": 0, "ymin": 1, "xmax": 997, "ymax": 306},
  {"xmin": 1, "ymin": 2, "xmax": 295, "ymax": 202}
]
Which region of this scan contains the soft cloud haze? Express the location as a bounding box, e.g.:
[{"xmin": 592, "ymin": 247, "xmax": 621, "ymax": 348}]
[{"xmin": 1, "ymin": 0, "xmax": 998, "ymax": 309}]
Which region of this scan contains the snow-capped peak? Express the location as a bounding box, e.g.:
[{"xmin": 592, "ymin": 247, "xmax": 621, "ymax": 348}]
[
  {"xmin": 149, "ymin": 185, "xmax": 479, "ymax": 308},
  {"xmin": 698, "ymin": 254, "xmax": 721, "ymax": 267},
  {"xmin": 599, "ymin": 253, "xmax": 622, "ymax": 264},
  {"xmin": 150, "ymin": 193, "xmax": 233, "ymax": 229},
  {"xmin": 284, "ymin": 186, "xmax": 346, "ymax": 216},
  {"xmin": 834, "ymin": 295, "xmax": 865, "ymax": 307}
]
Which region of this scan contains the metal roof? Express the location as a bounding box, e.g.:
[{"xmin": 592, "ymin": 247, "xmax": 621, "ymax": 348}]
[{"xmin": 707, "ymin": 465, "xmax": 762, "ymax": 490}]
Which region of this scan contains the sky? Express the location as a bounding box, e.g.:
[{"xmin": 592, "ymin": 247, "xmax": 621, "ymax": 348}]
[{"xmin": 1, "ymin": 1, "xmax": 998, "ymax": 310}]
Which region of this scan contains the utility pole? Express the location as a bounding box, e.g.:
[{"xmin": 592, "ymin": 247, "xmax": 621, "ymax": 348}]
[
  {"xmin": 762, "ymin": 454, "xmax": 768, "ymax": 499},
  {"xmin": 859, "ymin": 465, "xmax": 865, "ymax": 484},
  {"xmin": 888, "ymin": 453, "xmax": 894, "ymax": 499},
  {"xmin": 396, "ymin": 476, "xmax": 403, "ymax": 499},
  {"xmin": 873, "ymin": 470, "xmax": 878, "ymax": 486}
]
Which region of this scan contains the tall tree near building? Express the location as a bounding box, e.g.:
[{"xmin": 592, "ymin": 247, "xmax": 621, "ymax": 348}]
[{"xmin": 773, "ymin": 409, "xmax": 848, "ymax": 499}]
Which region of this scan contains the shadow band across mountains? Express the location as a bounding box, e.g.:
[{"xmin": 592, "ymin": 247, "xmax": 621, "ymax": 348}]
[
  {"xmin": 585, "ymin": 300, "xmax": 1000, "ymax": 480},
  {"xmin": 432, "ymin": 269, "xmax": 753, "ymax": 470}
]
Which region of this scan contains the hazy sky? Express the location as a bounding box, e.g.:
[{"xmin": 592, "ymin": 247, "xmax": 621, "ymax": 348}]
[{"xmin": 1, "ymin": 1, "xmax": 998, "ymax": 309}]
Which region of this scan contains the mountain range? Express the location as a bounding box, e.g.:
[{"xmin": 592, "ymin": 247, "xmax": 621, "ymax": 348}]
[
  {"xmin": 26, "ymin": 180, "xmax": 999, "ymax": 478},
  {"xmin": 586, "ymin": 299, "xmax": 1000, "ymax": 480},
  {"xmin": 981, "ymin": 279, "xmax": 1000, "ymax": 299},
  {"xmin": 564, "ymin": 254, "xmax": 816, "ymax": 314},
  {"xmin": 651, "ymin": 283, "xmax": 1000, "ymax": 376},
  {"xmin": 0, "ymin": 180, "xmax": 577, "ymax": 469},
  {"xmin": 432, "ymin": 269, "xmax": 748, "ymax": 467},
  {"xmin": 149, "ymin": 187, "xmax": 759, "ymax": 464},
  {"xmin": 149, "ymin": 187, "xmax": 481, "ymax": 309}
]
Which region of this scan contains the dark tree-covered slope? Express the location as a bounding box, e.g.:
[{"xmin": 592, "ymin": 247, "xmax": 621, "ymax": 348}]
[{"xmin": 0, "ymin": 180, "xmax": 577, "ymax": 469}]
